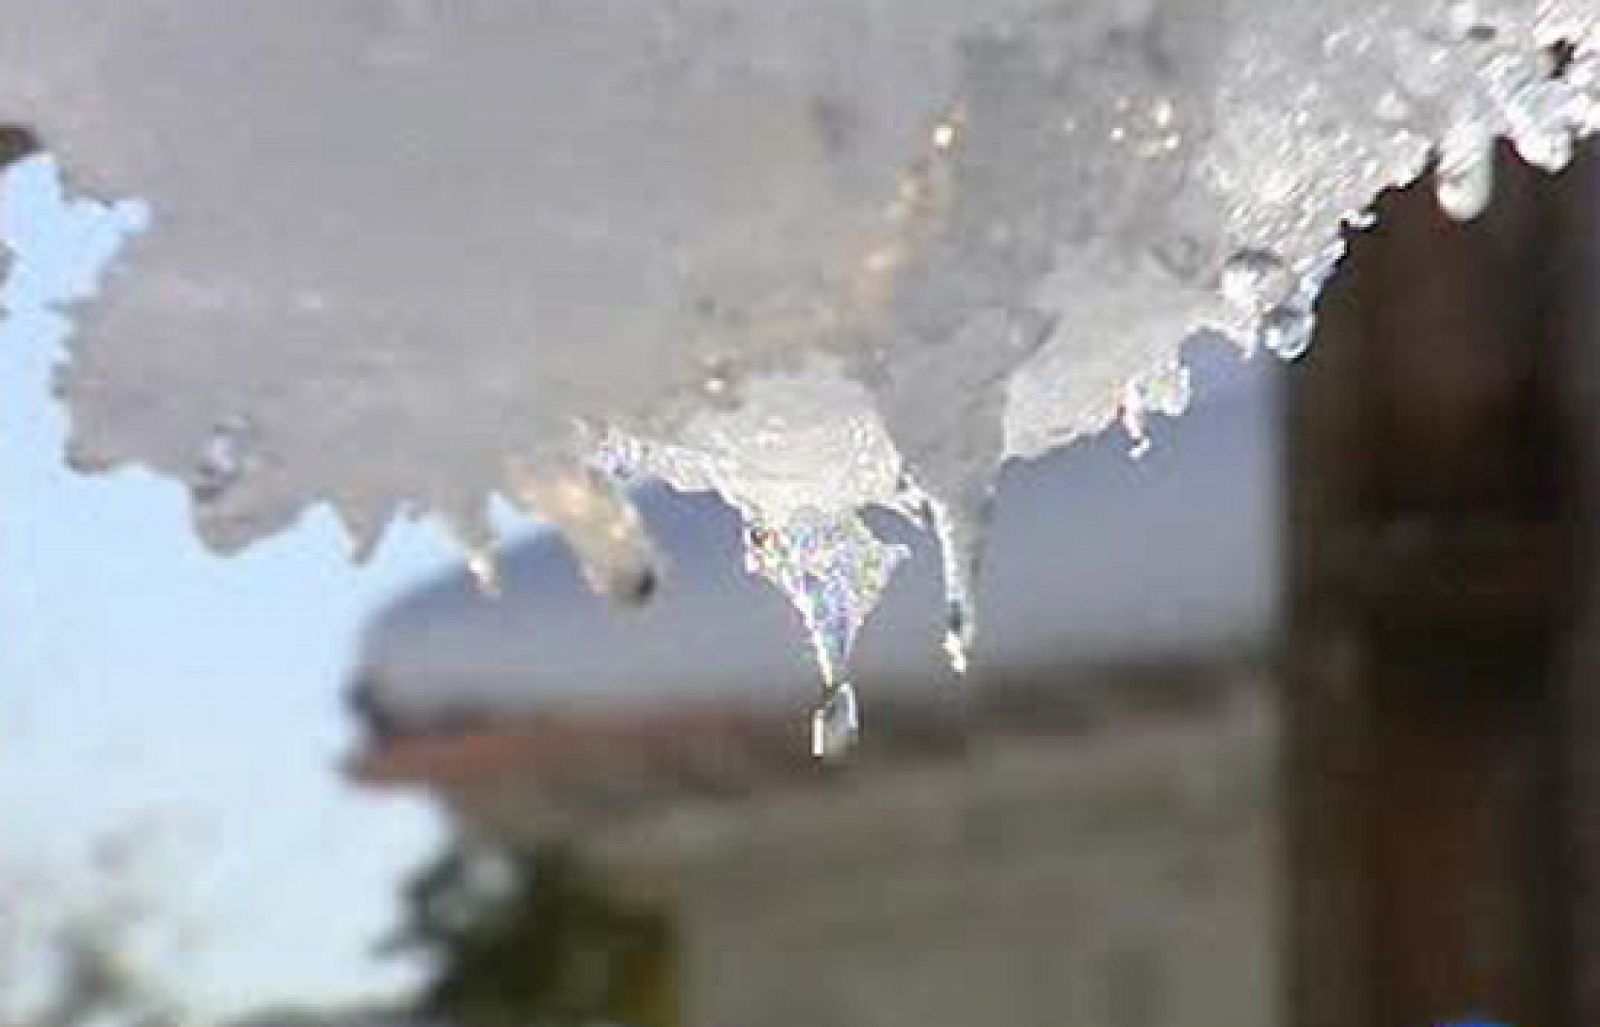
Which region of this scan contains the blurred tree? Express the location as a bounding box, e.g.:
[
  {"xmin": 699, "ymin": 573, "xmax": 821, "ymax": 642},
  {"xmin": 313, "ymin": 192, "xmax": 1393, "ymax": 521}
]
[
  {"xmin": 394, "ymin": 844, "xmax": 679, "ymax": 1027},
  {"xmin": 0, "ymin": 828, "xmax": 181, "ymax": 1027}
]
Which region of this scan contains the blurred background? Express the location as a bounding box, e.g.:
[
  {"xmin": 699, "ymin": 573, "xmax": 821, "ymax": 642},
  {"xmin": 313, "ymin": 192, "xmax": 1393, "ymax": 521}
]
[{"xmin": 1, "ymin": 142, "xmax": 1595, "ymax": 1027}]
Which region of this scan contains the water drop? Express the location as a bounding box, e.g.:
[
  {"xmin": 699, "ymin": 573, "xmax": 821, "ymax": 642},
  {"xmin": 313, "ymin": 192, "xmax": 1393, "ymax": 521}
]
[
  {"xmin": 811, "ymin": 681, "xmax": 860, "ymax": 760},
  {"xmin": 1506, "ymin": 82, "xmax": 1579, "ymax": 171},
  {"xmin": 942, "ymin": 624, "xmax": 970, "ymax": 676},
  {"xmin": 190, "ymin": 418, "xmax": 250, "ymax": 503},
  {"xmin": 1435, "ymin": 123, "xmax": 1495, "ymax": 220},
  {"xmin": 1260, "ymin": 304, "xmax": 1316, "ymax": 361},
  {"xmin": 464, "ymin": 547, "xmax": 502, "ymax": 597},
  {"xmin": 1121, "ymin": 361, "xmax": 1191, "ymax": 455}
]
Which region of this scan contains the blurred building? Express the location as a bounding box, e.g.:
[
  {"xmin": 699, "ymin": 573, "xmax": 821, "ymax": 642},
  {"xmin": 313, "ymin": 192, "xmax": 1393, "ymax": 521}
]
[{"xmin": 346, "ymin": 356, "xmax": 1279, "ymax": 1027}]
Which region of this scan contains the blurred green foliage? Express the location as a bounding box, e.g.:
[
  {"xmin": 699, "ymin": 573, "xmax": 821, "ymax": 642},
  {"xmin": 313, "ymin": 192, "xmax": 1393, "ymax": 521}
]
[{"xmin": 394, "ymin": 844, "xmax": 678, "ymax": 1027}]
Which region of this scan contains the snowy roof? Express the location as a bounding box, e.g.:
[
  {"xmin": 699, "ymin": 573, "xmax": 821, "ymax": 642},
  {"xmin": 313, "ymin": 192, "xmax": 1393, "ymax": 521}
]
[
  {"xmin": 8, "ymin": 0, "xmax": 1592, "ymax": 586},
  {"xmin": 351, "ymin": 355, "xmax": 1276, "ymax": 730}
]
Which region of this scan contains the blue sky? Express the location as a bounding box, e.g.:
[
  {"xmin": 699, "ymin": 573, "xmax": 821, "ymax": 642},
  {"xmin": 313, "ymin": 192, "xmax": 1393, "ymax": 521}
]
[{"xmin": 0, "ymin": 155, "xmax": 454, "ymax": 1018}]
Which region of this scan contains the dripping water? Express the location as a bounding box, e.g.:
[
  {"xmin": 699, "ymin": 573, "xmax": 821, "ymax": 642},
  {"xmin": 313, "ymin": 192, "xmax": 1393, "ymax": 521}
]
[
  {"xmin": 464, "ymin": 546, "xmax": 502, "ymax": 597},
  {"xmin": 811, "ymin": 680, "xmax": 860, "ymax": 760},
  {"xmin": 1260, "ymin": 304, "xmax": 1316, "ymax": 362},
  {"xmin": 189, "ymin": 417, "xmax": 251, "ymax": 504}
]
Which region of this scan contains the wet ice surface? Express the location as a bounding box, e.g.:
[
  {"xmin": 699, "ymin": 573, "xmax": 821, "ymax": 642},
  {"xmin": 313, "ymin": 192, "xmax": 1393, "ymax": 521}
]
[{"xmin": 1, "ymin": 0, "xmax": 1598, "ymax": 715}]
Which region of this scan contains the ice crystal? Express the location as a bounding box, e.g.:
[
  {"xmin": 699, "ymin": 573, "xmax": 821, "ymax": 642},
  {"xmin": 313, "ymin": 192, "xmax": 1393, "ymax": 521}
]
[{"xmin": 743, "ymin": 510, "xmax": 907, "ymax": 688}]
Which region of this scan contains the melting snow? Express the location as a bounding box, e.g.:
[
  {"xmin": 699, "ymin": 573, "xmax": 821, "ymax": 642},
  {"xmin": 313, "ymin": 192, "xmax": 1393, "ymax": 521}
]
[{"xmin": 1, "ymin": 0, "xmax": 1597, "ymax": 728}]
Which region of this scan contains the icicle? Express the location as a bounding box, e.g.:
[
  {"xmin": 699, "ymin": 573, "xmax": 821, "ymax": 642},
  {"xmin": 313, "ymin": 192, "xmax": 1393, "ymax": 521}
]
[
  {"xmin": 506, "ymin": 459, "xmax": 657, "ymax": 605},
  {"xmin": 443, "ymin": 509, "xmax": 502, "ymax": 597},
  {"xmin": 941, "ymin": 608, "xmax": 971, "ymax": 676},
  {"xmin": 1122, "ymin": 382, "xmax": 1153, "ymax": 460},
  {"xmin": 1506, "ymin": 80, "xmax": 1578, "ymax": 170},
  {"xmin": 924, "ymin": 496, "xmax": 983, "ymax": 677},
  {"xmin": 1120, "ymin": 360, "xmax": 1192, "ymax": 458},
  {"xmin": 463, "ymin": 546, "xmax": 502, "ymax": 598},
  {"xmin": 742, "ymin": 508, "xmax": 906, "ymax": 757},
  {"xmin": 1435, "ymin": 120, "xmax": 1496, "ymax": 220},
  {"xmin": 339, "ymin": 500, "xmax": 396, "ymax": 565}
]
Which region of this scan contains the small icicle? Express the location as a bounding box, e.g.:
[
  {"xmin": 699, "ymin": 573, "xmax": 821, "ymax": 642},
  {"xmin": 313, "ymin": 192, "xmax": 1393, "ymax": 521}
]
[
  {"xmin": 445, "ymin": 510, "xmax": 503, "ymax": 597},
  {"xmin": 507, "ymin": 458, "xmax": 658, "ymax": 605},
  {"xmin": 925, "ymin": 496, "xmax": 983, "ymax": 676},
  {"xmin": 1120, "ymin": 360, "xmax": 1191, "ymax": 457},
  {"xmin": 941, "ymin": 615, "xmax": 970, "ymax": 677},
  {"xmin": 464, "ymin": 546, "xmax": 502, "ymax": 598},
  {"xmin": 340, "ymin": 500, "xmax": 396, "ymax": 565},
  {"xmin": 1260, "ymin": 304, "xmax": 1317, "ymax": 362},
  {"xmin": 1122, "ymin": 381, "xmax": 1153, "ymax": 460},
  {"xmin": 1435, "ymin": 120, "xmax": 1495, "ymax": 221},
  {"xmin": 811, "ymin": 681, "xmax": 860, "ymax": 760},
  {"xmin": 743, "ymin": 509, "xmax": 906, "ymax": 757}
]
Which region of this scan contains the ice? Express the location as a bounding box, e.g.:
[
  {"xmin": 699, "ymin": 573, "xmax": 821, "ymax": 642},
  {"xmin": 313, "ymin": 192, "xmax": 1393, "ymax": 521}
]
[
  {"xmin": 1438, "ymin": 120, "xmax": 1500, "ymax": 218},
  {"xmin": 1121, "ymin": 360, "xmax": 1194, "ymax": 459},
  {"xmin": 810, "ymin": 679, "xmax": 861, "ymax": 761},
  {"xmin": 742, "ymin": 509, "xmax": 908, "ymax": 703},
  {"xmin": 1, "ymin": 0, "xmax": 1598, "ymax": 729},
  {"xmin": 1260, "ymin": 306, "xmax": 1318, "ymax": 363}
]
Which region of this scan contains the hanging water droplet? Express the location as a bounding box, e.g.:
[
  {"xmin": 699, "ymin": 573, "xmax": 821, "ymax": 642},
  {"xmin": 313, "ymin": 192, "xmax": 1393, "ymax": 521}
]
[
  {"xmin": 1122, "ymin": 381, "xmax": 1151, "ymax": 459},
  {"xmin": 190, "ymin": 418, "xmax": 250, "ymax": 503},
  {"xmin": 1120, "ymin": 361, "xmax": 1191, "ymax": 456},
  {"xmin": 932, "ymin": 594, "xmax": 970, "ymax": 675},
  {"xmin": 1260, "ymin": 304, "xmax": 1316, "ymax": 362},
  {"xmin": 1506, "ymin": 82, "xmax": 1578, "ymax": 171},
  {"xmin": 942, "ymin": 630, "xmax": 970, "ymax": 676},
  {"xmin": 1220, "ymin": 248, "xmax": 1293, "ymax": 313},
  {"xmin": 697, "ymin": 356, "xmax": 738, "ymax": 406},
  {"xmin": 1435, "ymin": 123, "xmax": 1495, "ymax": 220},
  {"xmin": 443, "ymin": 511, "xmax": 503, "ymax": 595},
  {"xmin": 464, "ymin": 547, "xmax": 502, "ymax": 597},
  {"xmin": 811, "ymin": 681, "xmax": 860, "ymax": 760}
]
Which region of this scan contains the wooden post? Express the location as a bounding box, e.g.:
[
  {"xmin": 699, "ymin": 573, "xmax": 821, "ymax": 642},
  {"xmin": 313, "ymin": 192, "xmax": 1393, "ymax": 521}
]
[
  {"xmin": 1550, "ymin": 145, "xmax": 1600, "ymax": 1027},
  {"xmin": 1285, "ymin": 144, "xmax": 1597, "ymax": 1027}
]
